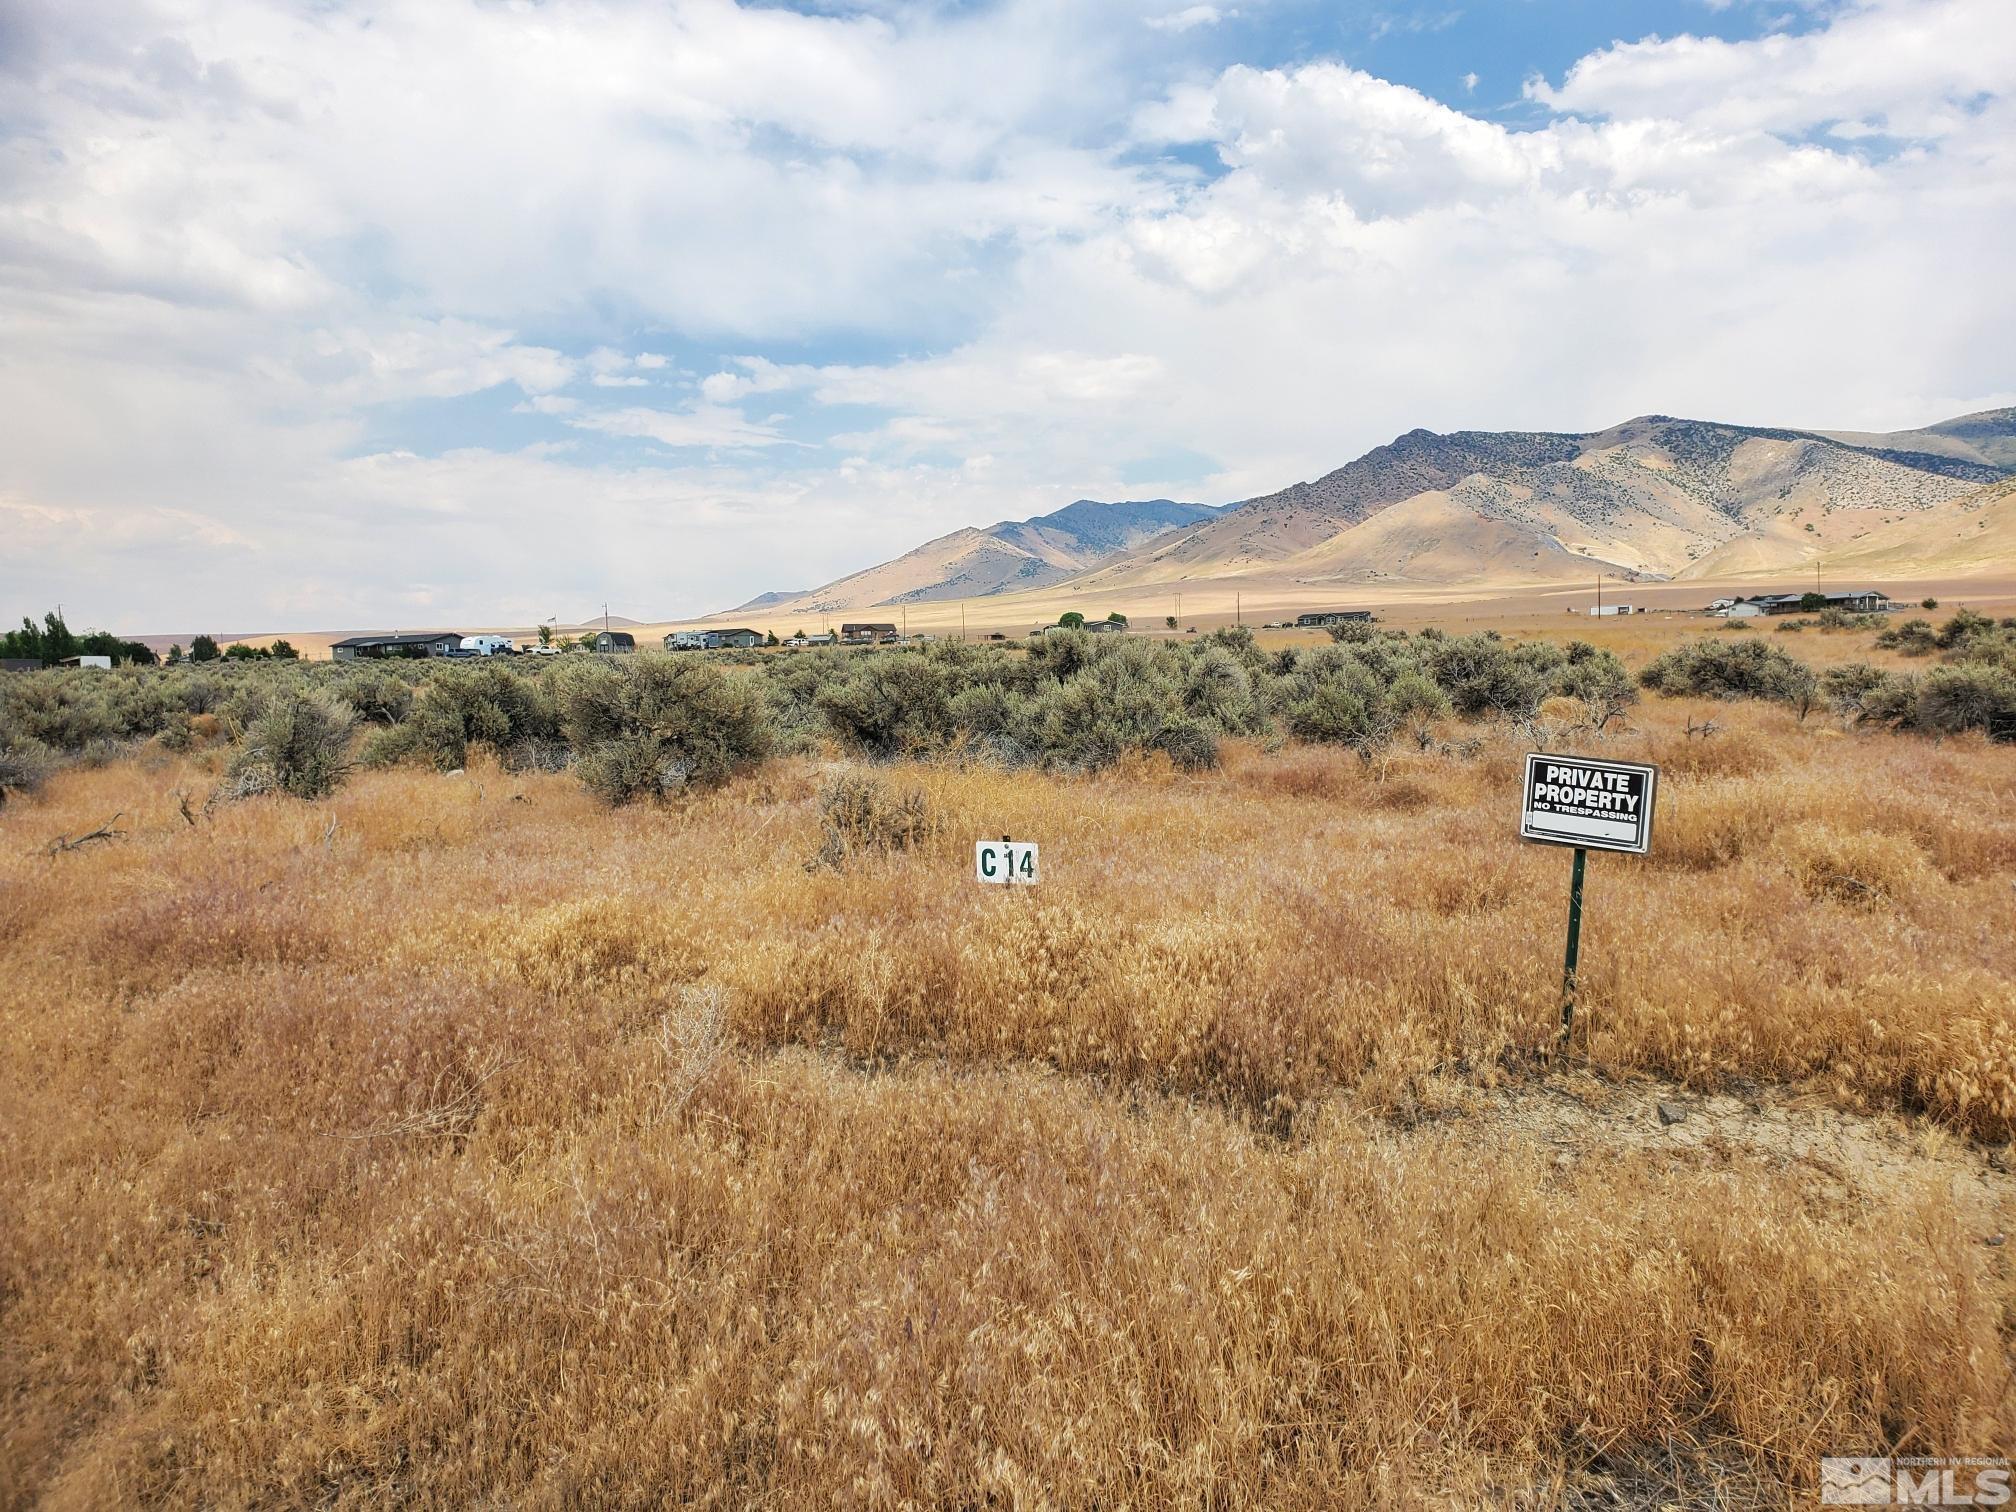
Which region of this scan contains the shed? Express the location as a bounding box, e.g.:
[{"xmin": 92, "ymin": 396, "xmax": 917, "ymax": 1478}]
[{"xmin": 594, "ymin": 631, "xmax": 637, "ymax": 653}]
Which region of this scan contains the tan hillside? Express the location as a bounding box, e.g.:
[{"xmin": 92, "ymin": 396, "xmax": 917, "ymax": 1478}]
[
  {"xmin": 1800, "ymin": 472, "xmax": 2016, "ymax": 577},
  {"xmin": 1815, "ymin": 405, "xmax": 2016, "ymax": 470},
  {"xmin": 719, "ymin": 499, "xmax": 1216, "ymax": 619},
  {"xmin": 1077, "ymin": 416, "xmax": 1993, "ymax": 595}
]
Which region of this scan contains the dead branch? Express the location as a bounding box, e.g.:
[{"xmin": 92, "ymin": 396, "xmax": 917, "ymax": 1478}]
[
  {"xmin": 329, "ymin": 1055, "xmax": 520, "ymax": 1141},
  {"xmin": 44, "ymin": 813, "xmax": 125, "ymax": 857}
]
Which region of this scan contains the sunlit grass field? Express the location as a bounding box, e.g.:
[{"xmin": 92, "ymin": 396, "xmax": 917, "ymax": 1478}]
[{"xmin": 3, "ymin": 689, "xmax": 2013, "ymax": 1505}]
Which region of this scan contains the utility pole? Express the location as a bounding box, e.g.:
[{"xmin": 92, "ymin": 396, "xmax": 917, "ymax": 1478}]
[
  {"xmin": 602, "ymin": 603, "xmax": 610, "ymax": 636},
  {"xmin": 1236, "ymin": 591, "xmax": 1242, "ymax": 628},
  {"xmin": 1595, "ymin": 573, "xmax": 1602, "ymax": 618},
  {"xmin": 960, "ymin": 602, "xmax": 966, "ymax": 643}
]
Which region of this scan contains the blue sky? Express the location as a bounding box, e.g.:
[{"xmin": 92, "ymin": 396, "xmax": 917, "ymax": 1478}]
[{"xmin": 1, "ymin": 0, "xmax": 2010, "ymax": 630}]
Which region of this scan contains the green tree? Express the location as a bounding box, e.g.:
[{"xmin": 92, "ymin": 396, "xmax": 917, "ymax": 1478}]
[
  {"xmin": 1164, "ymin": 615, "xmax": 1177, "ymax": 629},
  {"xmin": 190, "ymin": 635, "xmax": 220, "ymax": 662},
  {"xmin": 1059, "ymin": 611, "xmax": 1086, "ymax": 629},
  {"xmin": 166, "ymin": 644, "xmax": 184, "ymax": 665},
  {"xmin": 538, "ymin": 621, "xmax": 553, "ymax": 648},
  {"xmin": 765, "ymin": 631, "xmax": 779, "ymax": 647},
  {"xmin": 1799, "ymin": 592, "xmax": 1828, "ymax": 612},
  {"xmin": 1922, "ymin": 597, "xmax": 1939, "ymax": 610},
  {"xmin": 224, "ymin": 642, "xmax": 267, "ymax": 660},
  {"xmin": 1106, "ymin": 612, "xmax": 1128, "ymax": 626},
  {"xmin": 269, "ymin": 640, "xmax": 299, "ymax": 660},
  {"xmin": 40, "ymin": 610, "xmax": 78, "ymax": 664}
]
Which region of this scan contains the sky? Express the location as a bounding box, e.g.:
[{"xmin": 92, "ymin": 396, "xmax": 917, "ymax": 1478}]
[{"xmin": 1, "ymin": 0, "xmax": 2012, "ymax": 632}]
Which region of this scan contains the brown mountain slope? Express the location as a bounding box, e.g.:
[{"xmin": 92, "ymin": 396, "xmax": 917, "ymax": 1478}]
[
  {"xmin": 1077, "ymin": 416, "xmax": 1997, "ymax": 593},
  {"xmin": 1797, "ymin": 473, "xmax": 2016, "ymax": 577},
  {"xmin": 1815, "ymin": 406, "xmax": 2016, "ymax": 471},
  {"xmin": 716, "ymin": 499, "xmax": 1216, "ymax": 618}
]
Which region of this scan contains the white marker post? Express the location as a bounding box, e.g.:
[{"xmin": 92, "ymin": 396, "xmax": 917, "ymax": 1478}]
[
  {"xmin": 975, "ymin": 835, "xmax": 1039, "ymax": 886},
  {"xmin": 1519, "ymin": 754, "xmax": 1658, "ymax": 1045}
]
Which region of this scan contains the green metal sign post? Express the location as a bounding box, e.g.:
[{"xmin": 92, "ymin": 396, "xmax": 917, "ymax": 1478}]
[{"xmin": 1558, "ymin": 845, "xmax": 1587, "ymax": 1043}]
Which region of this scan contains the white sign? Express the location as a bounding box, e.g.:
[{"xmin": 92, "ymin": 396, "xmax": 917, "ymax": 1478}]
[
  {"xmin": 1520, "ymin": 753, "xmax": 1658, "ymax": 854},
  {"xmin": 975, "ymin": 839, "xmax": 1039, "ymax": 884}
]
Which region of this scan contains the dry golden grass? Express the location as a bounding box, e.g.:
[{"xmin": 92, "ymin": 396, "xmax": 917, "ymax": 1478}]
[{"xmin": 3, "ymin": 696, "xmax": 2013, "ymax": 1506}]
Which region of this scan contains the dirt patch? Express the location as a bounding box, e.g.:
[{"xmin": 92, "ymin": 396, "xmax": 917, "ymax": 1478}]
[{"xmin": 1406, "ymin": 1068, "xmax": 2014, "ymax": 1244}]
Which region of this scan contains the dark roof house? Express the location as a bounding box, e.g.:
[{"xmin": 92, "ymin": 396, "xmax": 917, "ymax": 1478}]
[
  {"xmin": 1296, "ymin": 610, "xmax": 1374, "ymax": 626},
  {"xmin": 594, "ymin": 630, "xmax": 637, "ymax": 652},
  {"xmin": 331, "ymin": 633, "xmax": 462, "ymax": 660}
]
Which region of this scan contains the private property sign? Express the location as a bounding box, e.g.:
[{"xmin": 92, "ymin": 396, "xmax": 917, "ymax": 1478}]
[{"xmin": 1520, "ymin": 754, "xmax": 1658, "ymax": 856}]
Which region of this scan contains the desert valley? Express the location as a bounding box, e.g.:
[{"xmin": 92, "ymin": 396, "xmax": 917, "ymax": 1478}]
[{"xmin": 7, "ymin": 0, "xmax": 2016, "ymax": 1505}]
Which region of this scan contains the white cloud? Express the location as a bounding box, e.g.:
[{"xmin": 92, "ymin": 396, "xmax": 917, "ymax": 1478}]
[
  {"xmin": 1146, "ymin": 7, "xmax": 1234, "ymax": 34},
  {"xmin": 1529, "ymin": 0, "xmax": 2016, "ymax": 139},
  {"xmin": 565, "ymin": 403, "xmax": 795, "ymax": 451}
]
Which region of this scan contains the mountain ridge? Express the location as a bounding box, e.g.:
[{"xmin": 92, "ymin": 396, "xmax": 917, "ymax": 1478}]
[
  {"xmin": 721, "ymin": 497, "xmax": 1219, "ymax": 619},
  {"xmin": 710, "ymin": 409, "xmax": 2015, "ymax": 620}
]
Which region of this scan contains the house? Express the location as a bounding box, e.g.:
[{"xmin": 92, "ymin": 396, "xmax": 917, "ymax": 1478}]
[
  {"xmin": 59, "ymin": 655, "xmax": 113, "ymax": 669},
  {"xmin": 707, "ymin": 628, "xmax": 763, "ymax": 649},
  {"xmin": 1713, "ymin": 590, "xmax": 1890, "ymax": 618},
  {"xmin": 1083, "ymin": 619, "xmax": 1127, "ymax": 634},
  {"xmin": 1588, "ymin": 604, "xmax": 1634, "ymax": 617},
  {"xmin": 593, "ymin": 630, "xmax": 636, "ymax": 653},
  {"xmin": 1296, "ymin": 610, "xmax": 1373, "ymax": 627},
  {"xmin": 841, "ymin": 622, "xmax": 899, "ymax": 643},
  {"xmin": 331, "ymin": 633, "xmax": 462, "ymax": 661},
  {"xmin": 803, "ymin": 632, "xmax": 837, "ymax": 646}
]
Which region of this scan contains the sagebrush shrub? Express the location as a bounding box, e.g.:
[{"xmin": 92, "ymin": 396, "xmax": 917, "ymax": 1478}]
[
  {"xmin": 812, "ymin": 770, "xmax": 936, "ymax": 868},
  {"xmin": 559, "ymin": 655, "xmax": 769, "ymax": 803},
  {"xmin": 1638, "ymin": 638, "xmax": 1817, "ymax": 707},
  {"xmin": 224, "ymin": 691, "xmax": 356, "ymax": 800}
]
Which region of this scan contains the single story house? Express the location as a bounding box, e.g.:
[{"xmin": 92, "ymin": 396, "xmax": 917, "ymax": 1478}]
[
  {"xmin": 59, "ymin": 655, "xmax": 113, "ymax": 669},
  {"xmin": 594, "ymin": 630, "xmax": 636, "ymax": 653},
  {"xmin": 841, "ymin": 622, "xmax": 899, "ymax": 643},
  {"xmin": 331, "ymin": 633, "xmax": 462, "ymax": 661},
  {"xmin": 1587, "ymin": 604, "xmax": 1634, "ymax": 617},
  {"xmin": 1295, "ymin": 610, "xmax": 1374, "ymax": 627},
  {"xmin": 1083, "ymin": 619, "xmax": 1127, "ymax": 634},
  {"xmin": 1713, "ymin": 590, "xmax": 1889, "ymax": 618},
  {"xmin": 708, "ymin": 628, "xmax": 763, "ymax": 649}
]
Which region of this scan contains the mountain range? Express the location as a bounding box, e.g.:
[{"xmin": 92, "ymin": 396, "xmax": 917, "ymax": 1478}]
[
  {"xmin": 725, "ymin": 498, "xmax": 1219, "ymax": 616},
  {"xmin": 718, "ymin": 408, "xmax": 2016, "ymax": 618}
]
